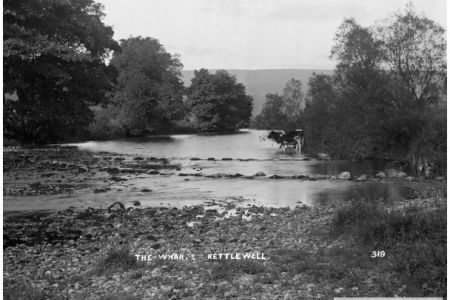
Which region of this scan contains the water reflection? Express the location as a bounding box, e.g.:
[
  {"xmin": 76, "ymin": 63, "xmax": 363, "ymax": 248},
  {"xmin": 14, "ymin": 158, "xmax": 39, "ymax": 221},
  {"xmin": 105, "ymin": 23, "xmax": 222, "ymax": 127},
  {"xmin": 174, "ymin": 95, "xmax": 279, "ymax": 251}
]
[
  {"xmin": 57, "ymin": 129, "xmax": 415, "ymax": 209},
  {"xmin": 72, "ymin": 129, "xmax": 305, "ymax": 160},
  {"xmin": 312, "ymin": 182, "xmax": 415, "ymax": 206},
  {"xmin": 71, "ymin": 129, "xmax": 404, "ymax": 177}
]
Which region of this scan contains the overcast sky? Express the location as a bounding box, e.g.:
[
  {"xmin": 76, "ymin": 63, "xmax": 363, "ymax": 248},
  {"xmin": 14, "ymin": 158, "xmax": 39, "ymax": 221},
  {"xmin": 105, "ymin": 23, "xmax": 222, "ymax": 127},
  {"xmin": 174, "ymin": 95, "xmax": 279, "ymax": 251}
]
[{"xmin": 98, "ymin": 0, "xmax": 447, "ymax": 70}]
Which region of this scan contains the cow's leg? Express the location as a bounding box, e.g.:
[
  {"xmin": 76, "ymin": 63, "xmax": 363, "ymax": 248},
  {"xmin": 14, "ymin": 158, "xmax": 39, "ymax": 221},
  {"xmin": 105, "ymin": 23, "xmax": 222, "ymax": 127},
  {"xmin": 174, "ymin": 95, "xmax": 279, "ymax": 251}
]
[{"xmin": 292, "ymin": 138, "xmax": 299, "ymax": 153}]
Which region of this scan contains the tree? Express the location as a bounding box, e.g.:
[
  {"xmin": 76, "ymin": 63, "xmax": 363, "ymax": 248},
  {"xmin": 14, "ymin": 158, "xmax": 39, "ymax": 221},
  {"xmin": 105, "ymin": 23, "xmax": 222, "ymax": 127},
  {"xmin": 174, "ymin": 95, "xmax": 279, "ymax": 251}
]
[
  {"xmin": 302, "ymin": 4, "xmax": 446, "ymax": 172},
  {"xmin": 376, "ymin": 3, "xmax": 446, "ymax": 107},
  {"xmin": 302, "ymin": 74, "xmax": 339, "ymax": 154},
  {"xmin": 4, "ymin": 0, "xmax": 119, "ymax": 143},
  {"xmin": 253, "ymin": 78, "xmax": 305, "ymax": 130},
  {"xmin": 253, "ymin": 94, "xmax": 286, "ymax": 129},
  {"xmin": 331, "ymin": 18, "xmax": 383, "ymax": 75},
  {"xmin": 187, "ymin": 69, "xmax": 253, "ymax": 132},
  {"xmin": 282, "ymin": 78, "xmax": 304, "ymax": 127},
  {"xmin": 110, "ymin": 37, "xmax": 185, "ymax": 136}
]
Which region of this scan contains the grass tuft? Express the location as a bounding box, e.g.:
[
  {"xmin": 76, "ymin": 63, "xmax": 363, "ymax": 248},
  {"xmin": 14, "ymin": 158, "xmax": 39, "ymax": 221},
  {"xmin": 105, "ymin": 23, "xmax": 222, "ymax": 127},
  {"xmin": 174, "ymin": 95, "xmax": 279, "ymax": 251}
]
[
  {"xmin": 4, "ymin": 282, "xmax": 48, "ymax": 300},
  {"xmin": 93, "ymin": 246, "xmax": 138, "ymax": 275},
  {"xmin": 97, "ymin": 293, "xmax": 142, "ymax": 300},
  {"xmin": 211, "ymin": 260, "xmax": 265, "ymax": 280}
]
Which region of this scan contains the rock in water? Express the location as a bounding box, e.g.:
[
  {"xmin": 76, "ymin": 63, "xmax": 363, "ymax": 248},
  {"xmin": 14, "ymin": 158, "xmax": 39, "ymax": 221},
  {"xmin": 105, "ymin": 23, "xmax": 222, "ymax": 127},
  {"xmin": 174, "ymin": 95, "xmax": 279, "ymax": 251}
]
[
  {"xmin": 356, "ymin": 174, "xmax": 368, "ymax": 181},
  {"xmin": 254, "ymin": 172, "xmax": 266, "ymax": 177},
  {"xmin": 317, "ymin": 153, "xmax": 330, "ymax": 160},
  {"xmin": 386, "ymin": 169, "xmax": 407, "ymax": 178},
  {"xmin": 337, "ymin": 171, "xmax": 351, "ymax": 180},
  {"xmin": 375, "ymin": 171, "xmax": 386, "ymax": 179}
]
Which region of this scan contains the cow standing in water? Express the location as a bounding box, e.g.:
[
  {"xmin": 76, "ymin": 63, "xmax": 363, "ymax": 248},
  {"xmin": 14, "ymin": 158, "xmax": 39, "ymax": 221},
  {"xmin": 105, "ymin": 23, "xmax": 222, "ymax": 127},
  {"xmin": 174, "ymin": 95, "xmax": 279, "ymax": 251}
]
[{"xmin": 267, "ymin": 129, "xmax": 304, "ymax": 154}]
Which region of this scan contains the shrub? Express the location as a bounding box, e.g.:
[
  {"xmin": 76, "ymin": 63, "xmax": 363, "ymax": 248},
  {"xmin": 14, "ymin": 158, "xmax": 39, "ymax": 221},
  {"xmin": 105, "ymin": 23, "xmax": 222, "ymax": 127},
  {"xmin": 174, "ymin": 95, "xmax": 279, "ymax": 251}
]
[
  {"xmin": 333, "ymin": 199, "xmax": 446, "ymax": 245},
  {"xmin": 88, "ymin": 104, "xmax": 126, "ymax": 140}
]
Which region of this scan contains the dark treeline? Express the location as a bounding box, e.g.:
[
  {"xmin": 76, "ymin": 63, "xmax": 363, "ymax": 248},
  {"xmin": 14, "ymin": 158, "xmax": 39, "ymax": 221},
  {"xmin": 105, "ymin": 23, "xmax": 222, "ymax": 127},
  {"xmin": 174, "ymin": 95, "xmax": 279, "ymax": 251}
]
[
  {"xmin": 253, "ymin": 5, "xmax": 446, "ymax": 174},
  {"xmin": 4, "ymin": 0, "xmax": 253, "ymax": 143}
]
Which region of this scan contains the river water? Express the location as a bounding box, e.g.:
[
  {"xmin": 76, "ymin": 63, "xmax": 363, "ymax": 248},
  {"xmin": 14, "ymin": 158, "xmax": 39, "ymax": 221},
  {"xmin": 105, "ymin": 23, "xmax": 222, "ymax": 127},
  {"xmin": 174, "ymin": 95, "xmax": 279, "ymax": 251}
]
[{"xmin": 59, "ymin": 129, "xmax": 412, "ymax": 209}]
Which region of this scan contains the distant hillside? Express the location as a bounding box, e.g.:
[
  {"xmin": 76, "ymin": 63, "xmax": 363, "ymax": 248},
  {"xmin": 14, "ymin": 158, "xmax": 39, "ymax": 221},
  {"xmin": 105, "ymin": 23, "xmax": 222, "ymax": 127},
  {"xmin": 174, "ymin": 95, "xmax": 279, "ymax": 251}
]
[{"xmin": 182, "ymin": 69, "xmax": 333, "ymax": 115}]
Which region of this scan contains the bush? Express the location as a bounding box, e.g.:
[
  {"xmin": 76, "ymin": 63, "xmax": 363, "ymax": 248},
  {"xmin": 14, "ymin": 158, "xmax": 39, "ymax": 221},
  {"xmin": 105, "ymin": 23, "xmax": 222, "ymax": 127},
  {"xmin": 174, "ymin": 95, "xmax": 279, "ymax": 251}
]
[
  {"xmin": 88, "ymin": 104, "xmax": 126, "ymax": 140},
  {"xmin": 406, "ymin": 105, "xmax": 447, "ymax": 176},
  {"xmin": 333, "ymin": 199, "xmax": 446, "ymax": 244}
]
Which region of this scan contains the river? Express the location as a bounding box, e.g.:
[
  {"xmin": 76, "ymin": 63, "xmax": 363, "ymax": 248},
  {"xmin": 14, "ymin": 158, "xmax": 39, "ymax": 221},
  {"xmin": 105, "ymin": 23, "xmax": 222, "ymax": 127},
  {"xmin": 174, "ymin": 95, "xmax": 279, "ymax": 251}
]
[{"xmin": 58, "ymin": 129, "xmax": 412, "ymax": 209}]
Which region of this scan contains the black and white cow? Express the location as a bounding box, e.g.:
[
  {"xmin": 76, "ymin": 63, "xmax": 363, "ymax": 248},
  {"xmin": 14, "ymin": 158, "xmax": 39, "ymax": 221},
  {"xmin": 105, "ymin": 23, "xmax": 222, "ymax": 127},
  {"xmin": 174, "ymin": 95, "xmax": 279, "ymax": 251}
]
[{"xmin": 267, "ymin": 129, "xmax": 304, "ymax": 153}]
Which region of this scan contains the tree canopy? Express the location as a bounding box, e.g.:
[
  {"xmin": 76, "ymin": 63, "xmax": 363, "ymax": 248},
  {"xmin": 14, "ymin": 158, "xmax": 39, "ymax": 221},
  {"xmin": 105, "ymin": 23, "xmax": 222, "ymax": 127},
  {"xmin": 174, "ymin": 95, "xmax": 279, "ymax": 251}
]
[
  {"xmin": 4, "ymin": 0, "xmax": 118, "ymax": 143},
  {"xmin": 253, "ymin": 78, "xmax": 305, "ymax": 130},
  {"xmin": 109, "ymin": 36, "xmax": 185, "ymax": 136},
  {"xmin": 377, "ymin": 4, "xmax": 446, "ymax": 107},
  {"xmin": 187, "ymin": 69, "xmax": 253, "ymax": 132}
]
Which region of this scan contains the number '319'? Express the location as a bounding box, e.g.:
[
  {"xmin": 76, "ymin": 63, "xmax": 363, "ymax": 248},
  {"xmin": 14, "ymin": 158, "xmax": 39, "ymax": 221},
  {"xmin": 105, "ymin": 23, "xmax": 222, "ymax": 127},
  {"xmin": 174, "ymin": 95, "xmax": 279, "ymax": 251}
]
[{"xmin": 371, "ymin": 250, "xmax": 385, "ymax": 258}]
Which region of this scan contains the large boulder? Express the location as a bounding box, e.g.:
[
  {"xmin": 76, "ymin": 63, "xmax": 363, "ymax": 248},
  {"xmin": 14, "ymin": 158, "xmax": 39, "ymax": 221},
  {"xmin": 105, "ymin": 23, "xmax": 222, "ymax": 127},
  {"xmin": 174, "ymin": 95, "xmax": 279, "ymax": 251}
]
[{"xmin": 337, "ymin": 171, "xmax": 351, "ymax": 180}]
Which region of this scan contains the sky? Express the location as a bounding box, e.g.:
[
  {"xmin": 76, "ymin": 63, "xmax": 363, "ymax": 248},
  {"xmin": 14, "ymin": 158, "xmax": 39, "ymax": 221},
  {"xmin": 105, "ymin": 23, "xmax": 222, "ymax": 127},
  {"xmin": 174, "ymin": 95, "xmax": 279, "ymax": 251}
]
[{"xmin": 98, "ymin": 0, "xmax": 447, "ymax": 70}]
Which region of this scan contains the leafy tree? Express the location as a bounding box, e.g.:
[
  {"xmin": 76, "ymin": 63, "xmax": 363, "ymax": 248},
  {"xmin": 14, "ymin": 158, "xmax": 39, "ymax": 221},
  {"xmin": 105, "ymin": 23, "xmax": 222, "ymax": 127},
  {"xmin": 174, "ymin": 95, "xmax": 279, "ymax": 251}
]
[
  {"xmin": 331, "ymin": 18, "xmax": 383, "ymax": 76},
  {"xmin": 253, "ymin": 94, "xmax": 286, "ymax": 130},
  {"xmin": 303, "ymin": 74, "xmax": 340, "ymax": 154},
  {"xmin": 281, "ymin": 78, "xmax": 304, "ymax": 128},
  {"xmin": 302, "ymin": 4, "xmax": 446, "ymax": 173},
  {"xmin": 110, "ymin": 37, "xmax": 185, "ymax": 136},
  {"xmin": 187, "ymin": 69, "xmax": 253, "ymax": 132},
  {"xmin": 4, "ymin": 0, "xmax": 118, "ymax": 143},
  {"xmin": 376, "ymin": 3, "xmax": 446, "ymax": 107},
  {"xmin": 253, "ymin": 78, "xmax": 305, "ymax": 130}
]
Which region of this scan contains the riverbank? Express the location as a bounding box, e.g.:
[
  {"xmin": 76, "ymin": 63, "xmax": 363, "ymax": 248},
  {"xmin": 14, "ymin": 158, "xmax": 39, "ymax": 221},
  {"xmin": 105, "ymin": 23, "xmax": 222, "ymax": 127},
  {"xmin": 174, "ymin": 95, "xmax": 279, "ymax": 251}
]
[
  {"xmin": 3, "ymin": 147, "xmax": 446, "ymax": 299},
  {"xmin": 4, "ymin": 187, "xmax": 446, "ymax": 299}
]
